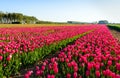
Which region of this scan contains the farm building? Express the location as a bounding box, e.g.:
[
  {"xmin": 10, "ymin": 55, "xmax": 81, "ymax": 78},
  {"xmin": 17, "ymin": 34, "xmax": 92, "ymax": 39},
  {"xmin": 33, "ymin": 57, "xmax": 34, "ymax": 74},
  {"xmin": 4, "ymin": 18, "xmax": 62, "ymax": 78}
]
[{"xmin": 98, "ymin": 20, "xmax": 108, "ymax": 24}]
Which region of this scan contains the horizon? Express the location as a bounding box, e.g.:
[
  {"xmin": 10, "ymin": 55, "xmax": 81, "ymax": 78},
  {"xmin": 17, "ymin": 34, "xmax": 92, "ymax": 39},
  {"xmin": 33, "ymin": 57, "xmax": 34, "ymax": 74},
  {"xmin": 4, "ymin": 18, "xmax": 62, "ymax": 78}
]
[{"xmin": 0, "ymin": 0, "xmax": 120, "ymax": 23}]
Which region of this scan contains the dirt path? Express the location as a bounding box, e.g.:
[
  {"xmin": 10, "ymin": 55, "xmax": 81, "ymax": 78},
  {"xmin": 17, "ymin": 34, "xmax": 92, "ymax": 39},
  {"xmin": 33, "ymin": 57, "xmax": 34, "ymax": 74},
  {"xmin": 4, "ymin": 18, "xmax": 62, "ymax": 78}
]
[{"xmin": 109, "ymin": 28, "xmax": 120, "ymax": 42}]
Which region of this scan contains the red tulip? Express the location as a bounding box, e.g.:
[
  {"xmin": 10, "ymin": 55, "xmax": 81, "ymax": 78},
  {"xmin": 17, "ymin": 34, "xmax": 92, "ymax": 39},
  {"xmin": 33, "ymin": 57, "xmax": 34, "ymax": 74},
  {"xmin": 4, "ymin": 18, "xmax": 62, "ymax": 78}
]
[
  {"xmin": 116, "ymin": 74, "xmax": 120, "ymax": 78},
  {"xmin": 24, "ymin": 70, "xmax": 33, "ymax": 78},
  {"xmin": 53, "ymin": 67, "xmax": 58, "ymax": 74},
  {"xmin": 24, "ymin": 74, "xmax": 29, "ymax": 78},
  {"xmin": 73, "ymin": 72, "xmax": 77, "ymax": 78},
  {"xmin": 0, "ymin": 56, "xmax": 3, "ymax": 61},
  {"xmin": 27, "ymin": 70, "xmax": 33, "ymax": 76},
  {"xmin": 74, "ymin": 66, "xmax": 78, "ymax": 72},
  {"xmin": 116, "ymin": 63, "xmax": 120, "ymax": 71},
  {"xmin": 65, "ymin": 58, "xmax": 69, "ymax": 63},
  {"xmin": 51, "ymin": 75, "xmax": 55, "ymax": 78},
  {"xmin": 107, "ymin": 60, "xmax": 112, "ymax": 66},
  {"xmin": 67, "ymin": 73, "xmax": 71, "ymax": 78},
  {"xmin": 36, "ymin": 70, "xmax": 43, "ymax": 76},
  {"xmin": 87, "ymin": 63, "xmax": 93, "ymax": 70},
  {"xmin": 6, "ymin": 54, "xmax": 12, "ymax": 61},
  {"xmin": 41, "ymin": 65, "xmax": 45, "ymax": 70},
  {"xmin": 103, "ymin": 70, "xmax": 107, "ymax": 76},
  {"xmin": 36, "ymin": 66, "xmax": 39, "ymax": 70},
  {"xmin": 47, "ymin": 74, "xmax": 51, "ymax": 78},
  {"xmin": 86, "ymin": 70, "xmax": 90, "ymax": 76},
  {"xmin": 95, "ymin": 70, "xmax": 100, "ymax": 77}
]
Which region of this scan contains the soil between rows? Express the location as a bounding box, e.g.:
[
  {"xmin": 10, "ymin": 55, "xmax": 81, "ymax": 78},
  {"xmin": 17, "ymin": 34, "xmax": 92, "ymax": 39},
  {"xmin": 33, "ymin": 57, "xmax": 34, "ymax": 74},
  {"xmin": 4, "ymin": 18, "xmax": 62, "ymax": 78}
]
[{"xmin": 109, "ymin": 28, "xmax": 120, "ymax": 42}]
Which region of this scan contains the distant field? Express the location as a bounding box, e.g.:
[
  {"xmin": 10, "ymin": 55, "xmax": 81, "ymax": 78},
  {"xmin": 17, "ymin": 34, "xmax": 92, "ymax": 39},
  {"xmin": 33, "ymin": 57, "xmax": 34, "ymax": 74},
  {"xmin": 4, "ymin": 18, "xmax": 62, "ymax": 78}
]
[
  {"xmin": 107, "ymin": 24, "xmax": 120, "ymax": 32},
  {"xmin": 108, "ymin": 24, "xmax": 120, "ymax": 28},
  {"xmin": 108, "ymin": 24, "xmax": 120, "ymax": 27},
  {"xmin": 0, "ymin": 24, "xmax": 90, "ymax": 28}
]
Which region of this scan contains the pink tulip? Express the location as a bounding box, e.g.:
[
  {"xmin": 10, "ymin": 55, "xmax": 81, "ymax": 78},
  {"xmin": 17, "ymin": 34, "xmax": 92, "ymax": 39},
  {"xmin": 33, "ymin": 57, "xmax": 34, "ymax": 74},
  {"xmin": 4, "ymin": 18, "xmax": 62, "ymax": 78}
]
[
  {"xmin": 53, "ymin": 67, "xmax": 58, "ymax": 74},
  {"xmin": 51, "ymin": 75, "xmax": 55, "ymax": 78},
  {"xmin": 43, "ymin": 62, "xmax": 47, "ymax": 66},
  {"xmin": 24, "ymin": 70, "xmax": 33, "ymax": 78},
  {"xmin": 95, "ymin": 70, "xmax": 100, "ymax": 77},
  {"xmin": 65, "ymin": 58, "xmax": 69, "ymax": 63},
  {"xmin": 67, "ymin": 73, "xmax": 71, "ymax": 78},
  {"xmin": 87, "ymin": 63, "xmax": 93, "ymax": 70},
  {"xmin": 86, "ymin": 70, "xmax": 90, "ymax": 76},
  {"xmin": 6, "ymin": 54, "xmax": 12, "ymax": 61},
  {"xmin": 73, "ymin": 72, "xmax": 77, "ymax": 78},
  {"xmin": 24, "ymin": 74, "xmax": 29, "ymax": 78},
  {"xmin": 116, "ymin": 74, "xmax": 120, "ymax": 78},
  {"xmin": 36, "ymin": 70, "xmax": 43, "ymax": 76},
  {"xmin": 95, "ymin": 64, "xmax": 100, "ymax": 70},
  {"xmin": 47, "ymin": 74, "xmax": 51, "ymax": 78},
  {"xmin": 53, "ymin": 62, "xmax": 58, "ymax": 67},
  {"xmin": 41, "ymin": 65, "xmax": 45, "ymax": 70},
  {"xmin": 111, "ymin": 72, "xmax": 116, "ymax": 78},
  {"xmin": 0, "ymin": 56, "xmax": 3, "ymax": 60},
  {"xmin": 107, "ymin": 60, "xmax": 112, "ymax": 66},
  {"xmin": 36, "ymin": 66, "xmax": 39, "ymax": 70},
  {"xmin": 103, "ymin": 70, "xmax": 107, "ymax": 76},
  {"xmin": 116, "ymin": 63, "xmax": 120, "ymax": 71},
  {"xmin": 74, "ymin": 66, "xmax": 78, "ymax": 72},
  {"xmin": 106, "ymin": 69, "xmax": 111, "ymax": 76}
]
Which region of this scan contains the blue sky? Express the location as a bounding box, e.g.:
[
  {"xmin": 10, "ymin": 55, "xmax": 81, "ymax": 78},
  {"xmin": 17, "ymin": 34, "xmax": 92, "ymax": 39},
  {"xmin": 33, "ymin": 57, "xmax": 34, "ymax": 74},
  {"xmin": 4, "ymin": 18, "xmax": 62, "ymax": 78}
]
[{"xmin": 0, "ymin": 0, "xmax": 120, "ymax": 23}]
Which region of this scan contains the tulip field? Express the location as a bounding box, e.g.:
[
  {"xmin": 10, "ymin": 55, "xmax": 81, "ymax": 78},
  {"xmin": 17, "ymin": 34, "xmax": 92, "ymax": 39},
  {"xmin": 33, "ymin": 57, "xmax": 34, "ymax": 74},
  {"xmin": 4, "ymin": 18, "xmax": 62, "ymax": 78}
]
[{"xmin": 0, "ymin": 24, "xmax": 120, "ymax": 78}]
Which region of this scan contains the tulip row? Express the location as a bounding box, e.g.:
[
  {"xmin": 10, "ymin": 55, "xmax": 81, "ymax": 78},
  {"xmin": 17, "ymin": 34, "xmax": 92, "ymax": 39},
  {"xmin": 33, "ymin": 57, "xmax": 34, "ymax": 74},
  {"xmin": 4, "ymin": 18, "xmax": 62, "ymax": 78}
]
[
  {"xmin": 0, "ymin": 25, "xmax": 98, "ymax": 77},
  {"xmin": 0, "ymin": 26, "xmax": 96, "ymax": 55},
  {"xmin": 25, "ymin": 25, "xmax": 120, "ymax": 78}
]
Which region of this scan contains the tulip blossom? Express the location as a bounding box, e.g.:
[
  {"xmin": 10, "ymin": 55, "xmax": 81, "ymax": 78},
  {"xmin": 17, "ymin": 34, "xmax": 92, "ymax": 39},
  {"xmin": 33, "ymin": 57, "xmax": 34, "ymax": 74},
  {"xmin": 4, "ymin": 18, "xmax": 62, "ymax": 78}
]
[
  {"xmin": 73, "ymin": 72, "xmax": 77, "ymax": 78},
  {"xmin": 95, "ymin": 70, "xmax": 100, "ymax": 77},
  {"xmin": 24, "ymin": 70, "xmax": 33, "ymax": 78},
  {"xmin": 0, "ymin": 56, "xmax": 3, "ymax": 61},
  {"xmin": 6, "ymin": 54, "xmax": 12, "ymax": 61},
  {"xmin": 66, "ymin": 73, "xmax": 71, "ymax": 78},
  {"xmin": 116, "ymin": 63, "xmax": 120, "ymax": 71},
  {"xmin": 107, "ymin": 60, "xmax": 112, "ymax": 66},
  {"xmin": 86, "ymin": 70, "xmax": 90, "ymax": 76}
]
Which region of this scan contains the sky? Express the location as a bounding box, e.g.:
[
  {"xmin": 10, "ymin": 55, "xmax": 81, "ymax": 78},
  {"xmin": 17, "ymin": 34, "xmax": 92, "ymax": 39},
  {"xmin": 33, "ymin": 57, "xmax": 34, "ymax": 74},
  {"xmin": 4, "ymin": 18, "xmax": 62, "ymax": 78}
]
[{"xmin": 0, "ymin": 0, "xmax": 120, "ymax": 23}]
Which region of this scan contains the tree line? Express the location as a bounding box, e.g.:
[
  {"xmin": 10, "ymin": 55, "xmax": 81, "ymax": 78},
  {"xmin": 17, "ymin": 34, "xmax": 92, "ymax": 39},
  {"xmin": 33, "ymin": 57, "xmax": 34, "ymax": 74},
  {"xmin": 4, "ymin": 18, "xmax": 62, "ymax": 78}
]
[
  {"xmin": 0, "ymin": 11, "xmax": 67, "ymax": 24},
  {"xmin": 0, "ymin": 11, "xmax": 38, "ymax": 24}
]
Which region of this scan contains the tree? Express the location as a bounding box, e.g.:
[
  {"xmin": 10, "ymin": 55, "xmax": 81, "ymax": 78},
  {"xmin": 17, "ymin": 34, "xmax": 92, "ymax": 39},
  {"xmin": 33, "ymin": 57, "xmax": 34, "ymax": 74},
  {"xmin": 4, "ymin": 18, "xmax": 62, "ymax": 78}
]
[{"xmin": 0, "ymin": 12, "xmax": 4, "ymax": 23}]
